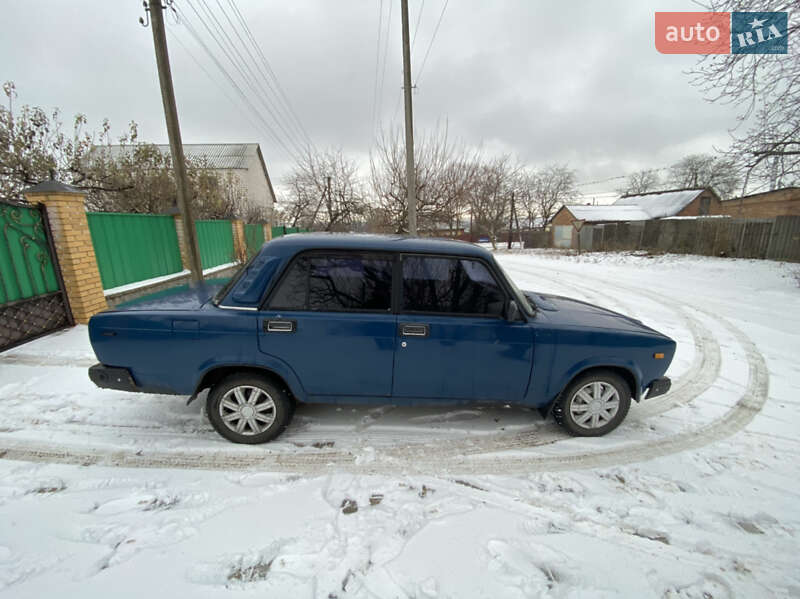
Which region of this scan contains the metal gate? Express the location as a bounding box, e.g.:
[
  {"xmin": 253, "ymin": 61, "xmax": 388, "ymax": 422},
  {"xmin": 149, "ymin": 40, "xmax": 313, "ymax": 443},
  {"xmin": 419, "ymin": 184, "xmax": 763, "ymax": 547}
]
[{"xmin": 0, "ymin": 200, "xmax": 73, "ymax": 352}]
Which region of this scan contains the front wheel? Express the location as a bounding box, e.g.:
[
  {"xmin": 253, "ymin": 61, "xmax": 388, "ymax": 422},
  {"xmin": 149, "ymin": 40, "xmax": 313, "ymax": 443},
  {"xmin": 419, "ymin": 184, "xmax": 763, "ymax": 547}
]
[
  {"xmin": 206, "ymin": 373, "xmax": 293, "ymax": 444},
  {"xmin": 554, "ymin": 370, "xmax": 631, "ymax": 437}
]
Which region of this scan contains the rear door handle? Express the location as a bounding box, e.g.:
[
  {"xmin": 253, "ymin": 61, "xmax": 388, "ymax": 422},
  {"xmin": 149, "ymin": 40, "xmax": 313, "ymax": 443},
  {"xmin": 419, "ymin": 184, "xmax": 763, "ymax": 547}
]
[
  {"xmin": 400, "ymin": 323, "xmax": 429, "ymax": 337},
  {"xmin": 265, "ymin": 319, "xmax": 296, "ymax": 333}
]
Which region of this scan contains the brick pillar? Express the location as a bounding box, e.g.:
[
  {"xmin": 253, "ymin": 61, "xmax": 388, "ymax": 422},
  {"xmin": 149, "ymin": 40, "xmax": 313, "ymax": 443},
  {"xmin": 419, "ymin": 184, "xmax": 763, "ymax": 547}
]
[
  {"xmin": 24, "ymin": 182, "xmax": 107, "ymax": 324},
  {"xmin": 264, "ymin": 222, "xmax": 273, "ymax": 241},
  {"xmin": 232, "ymin": 219, "xmax": 246, "ymax": 262},
  {"xmin": 173, "ymin": 214, "xmax": 190, "ymax": 270}
]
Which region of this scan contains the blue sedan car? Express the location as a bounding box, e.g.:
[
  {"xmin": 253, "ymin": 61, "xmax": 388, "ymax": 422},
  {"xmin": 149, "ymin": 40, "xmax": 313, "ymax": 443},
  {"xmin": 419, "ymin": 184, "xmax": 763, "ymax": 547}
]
[{"xmin": 88, "ymin": 234, "xmax": 675, "ymax": 444}]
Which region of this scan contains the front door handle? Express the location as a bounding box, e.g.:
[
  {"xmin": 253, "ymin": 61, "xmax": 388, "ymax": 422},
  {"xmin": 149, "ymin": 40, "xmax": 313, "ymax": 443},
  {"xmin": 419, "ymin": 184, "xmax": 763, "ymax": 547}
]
[
  {"xmin": 265, "ymin": 319, "xmax": 296, "ymax": 333},
  {"xmin": 400, "ymin": 323, "xmax": 429, "ymax": 337}
]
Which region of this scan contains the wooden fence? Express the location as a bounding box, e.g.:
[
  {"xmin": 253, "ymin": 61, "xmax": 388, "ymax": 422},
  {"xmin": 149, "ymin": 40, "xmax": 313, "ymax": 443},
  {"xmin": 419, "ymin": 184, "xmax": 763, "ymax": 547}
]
[{"xmin": 527, "ymin": 216, "xmax": 800, "ymax": 263}]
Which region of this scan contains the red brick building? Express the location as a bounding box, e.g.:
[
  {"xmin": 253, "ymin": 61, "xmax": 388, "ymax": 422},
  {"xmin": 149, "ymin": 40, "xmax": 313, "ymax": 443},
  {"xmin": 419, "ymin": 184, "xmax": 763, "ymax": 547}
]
[{"xmin": 720, "ymin": 187, "xmax": 800, "ymax": 218}]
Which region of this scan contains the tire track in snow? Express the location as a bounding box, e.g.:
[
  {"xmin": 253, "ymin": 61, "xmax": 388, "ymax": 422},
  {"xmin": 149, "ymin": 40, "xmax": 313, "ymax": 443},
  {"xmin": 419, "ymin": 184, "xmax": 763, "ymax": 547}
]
[
  {"xmin": 0, "ymin": 259, "xmax": 767, "ymax": 473},
  {"xmin": 501, "ymin": 262, "xmax": 720, "ymax": 419}
]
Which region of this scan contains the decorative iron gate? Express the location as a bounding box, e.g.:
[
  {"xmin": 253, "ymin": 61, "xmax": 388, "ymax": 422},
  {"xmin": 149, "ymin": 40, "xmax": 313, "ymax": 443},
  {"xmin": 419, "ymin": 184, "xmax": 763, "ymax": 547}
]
[{"xmin": 0, "ymin": 200, "xmax": 73, "ymax": 352}]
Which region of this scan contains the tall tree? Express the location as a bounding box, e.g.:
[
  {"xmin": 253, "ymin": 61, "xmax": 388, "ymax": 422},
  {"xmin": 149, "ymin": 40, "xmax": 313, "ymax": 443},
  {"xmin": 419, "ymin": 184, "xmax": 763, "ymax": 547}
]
[
  {"xmin": 667, "ymin": 153, "xmax": 740, "ymax": 199},
  {"xmin": 280, "ymin": 147, "xmax": 366, "ymax": 231},
  {"xmin": 529, "ymin": 164, "xmax": 577, "ymax": 228},
  {"xmin": 370, "ymin": 124, "xmax": 477, "ymax": 234},
  {"xmin": 468, "ymin": 156, "xmax": 518, "ymax": 249},
  {"xmin": 619, "ymin": 169, "xmax": 661, "ymax": 196},
  {"xmin": 688, "ymin": 1, "xmax": 799, "ymax": 191}
]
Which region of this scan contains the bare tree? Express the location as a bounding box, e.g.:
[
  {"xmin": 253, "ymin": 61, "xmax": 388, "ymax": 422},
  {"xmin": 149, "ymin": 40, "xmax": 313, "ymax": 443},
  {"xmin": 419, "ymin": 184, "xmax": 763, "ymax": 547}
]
[
  {"xmin": 370, "ymin": 124, "xmax": 478, "ymax": 234},
  {"xmin": 281, "ymin": 147, "xmax": 366, "ymax": 231},
  {"xmin": 468, "ymin": 156, "xmax": 518, "ymax": 249},
  {"xmin": 688, "ymin": 1, "xmax": 799, "ymax": 191},
  {"xmin": 667, "ymin": 153, "xmax": 740, "ymax": 199},
  {"xmin": 619, "ymin": 169, "xmax": 661, "ymax": 196},
  {"xmin": 528, "ymin": 164, "xmax": 577, "ymax": 228}
]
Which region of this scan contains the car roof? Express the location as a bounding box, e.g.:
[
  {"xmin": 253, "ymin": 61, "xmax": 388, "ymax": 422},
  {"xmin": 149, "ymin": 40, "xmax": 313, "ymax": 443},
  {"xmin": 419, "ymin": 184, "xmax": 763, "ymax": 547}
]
[{"xmin": 262, "ymin": 233, "xmax": 494, "ymax": 259}]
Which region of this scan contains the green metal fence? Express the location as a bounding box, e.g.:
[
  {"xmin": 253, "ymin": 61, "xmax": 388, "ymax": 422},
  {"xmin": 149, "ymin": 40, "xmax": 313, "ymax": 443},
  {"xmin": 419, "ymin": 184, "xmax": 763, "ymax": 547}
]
[
  {"xmin": 271, "ymin": 226, "xmax": 309, "ymax": 238},
  {"xmin": 196, "ymin": 219, "xmax": 234, "ymax": 269},
  {"xmin": 0, "ymin": 202, "xmax": 60, "ymax": 303},
  {"xmin": 87, "ymin": 212, "xmax": 183, "ymax": 290},
  {"xmin": 244, "ymin": 223, "xmax": 265, "ymax": 258}
]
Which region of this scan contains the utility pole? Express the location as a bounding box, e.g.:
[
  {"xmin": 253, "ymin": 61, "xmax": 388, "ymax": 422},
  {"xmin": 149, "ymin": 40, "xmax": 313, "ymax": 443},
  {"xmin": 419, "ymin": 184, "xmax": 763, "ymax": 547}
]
[
  {"xmin": 147, "ymin": 0, "xmax": 203, "ymax": 282},
  {"xmin": 400, "ymin": 0, "xmax": 417, "ymax": 236},
  {"xmin": 507, "ymin": 191, "xmax": 515, "ymax": 249},
  {"xmin": 325, "ymin": 175, "xmax": 332, "ymax": 231}
]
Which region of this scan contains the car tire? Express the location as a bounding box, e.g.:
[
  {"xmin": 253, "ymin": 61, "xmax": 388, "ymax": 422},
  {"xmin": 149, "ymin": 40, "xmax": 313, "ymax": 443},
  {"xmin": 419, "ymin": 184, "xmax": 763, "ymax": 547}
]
[
  {"xmin": 206, "ymin": 373, "xmax": 293, "ymax": 444},
  {"xmin": 553, "ymin": 370, "xmax": 631, "ymax": 437}
]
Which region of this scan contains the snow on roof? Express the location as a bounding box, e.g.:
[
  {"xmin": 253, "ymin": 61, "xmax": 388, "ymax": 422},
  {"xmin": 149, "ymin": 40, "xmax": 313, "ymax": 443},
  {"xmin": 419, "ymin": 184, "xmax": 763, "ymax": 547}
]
[
  {"xmin": 564, "ymin": 204, "xmax": 651, "ymax": 222},
  {"xmin": 662, "ymin": 215, "xmax": 730, "ymax": 220},
  {"xmin": 613, "ymin": 189, "xmax": 704, "ymax": 219}
]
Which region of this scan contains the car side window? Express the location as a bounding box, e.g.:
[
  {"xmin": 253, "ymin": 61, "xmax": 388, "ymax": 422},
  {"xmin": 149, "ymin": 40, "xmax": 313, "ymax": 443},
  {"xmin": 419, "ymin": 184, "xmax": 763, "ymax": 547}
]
[
  {"xmin": 402, "ymin": 256, "xmax": 506, "ymax": 317},
  {"xmin": 268, "ymin": 254, "xmax": 393, "ymax": 312}
]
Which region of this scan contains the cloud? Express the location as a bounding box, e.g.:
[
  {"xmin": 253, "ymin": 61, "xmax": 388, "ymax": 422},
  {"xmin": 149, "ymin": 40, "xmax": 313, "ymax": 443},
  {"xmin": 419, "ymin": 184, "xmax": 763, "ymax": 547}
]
[{"xmin": 0, "ymin": 0, "xmax": 741, "ymax": 192}]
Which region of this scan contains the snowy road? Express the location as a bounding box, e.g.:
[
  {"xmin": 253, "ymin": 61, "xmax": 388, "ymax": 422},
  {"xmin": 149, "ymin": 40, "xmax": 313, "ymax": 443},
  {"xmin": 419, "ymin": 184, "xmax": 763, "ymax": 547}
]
[{"xmin": 1, "ymin": 251, "xmax": 798, "ymax": 597}]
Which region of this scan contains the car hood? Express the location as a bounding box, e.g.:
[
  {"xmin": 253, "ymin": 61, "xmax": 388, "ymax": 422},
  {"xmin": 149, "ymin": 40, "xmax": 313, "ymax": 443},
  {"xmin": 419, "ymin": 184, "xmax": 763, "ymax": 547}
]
[
  {"xmin": 524, "ymin": 290, "xmax": 666, "ymax": 336},
  {"xmin": 111, "ymin": 278, "xmax": 229, "ymax": 311}
]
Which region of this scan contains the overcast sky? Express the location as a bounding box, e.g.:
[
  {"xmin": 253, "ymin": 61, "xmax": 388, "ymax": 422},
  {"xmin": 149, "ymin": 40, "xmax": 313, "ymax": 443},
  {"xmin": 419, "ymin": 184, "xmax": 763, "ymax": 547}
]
[{"xmin": 1, "ymin": 0, "xmax": 741, "ymax": 201}]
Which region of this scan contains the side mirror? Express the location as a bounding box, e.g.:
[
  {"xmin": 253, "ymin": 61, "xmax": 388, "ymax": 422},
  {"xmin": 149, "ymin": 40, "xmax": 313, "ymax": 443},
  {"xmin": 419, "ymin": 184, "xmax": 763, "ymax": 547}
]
[{"xmin": 506, "ymin": 299, "xmax": 522, "ymax": 322}]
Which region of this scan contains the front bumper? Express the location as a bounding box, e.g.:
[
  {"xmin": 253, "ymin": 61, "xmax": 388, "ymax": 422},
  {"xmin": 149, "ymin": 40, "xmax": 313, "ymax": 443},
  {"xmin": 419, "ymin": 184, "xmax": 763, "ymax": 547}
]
[
  {"xmin": 89, "ymin": 363, "xmax": 139, "ymax": 392},
  {"xmin": 644, "ymin": 376, "xmax": 671, "ymax": 399}
]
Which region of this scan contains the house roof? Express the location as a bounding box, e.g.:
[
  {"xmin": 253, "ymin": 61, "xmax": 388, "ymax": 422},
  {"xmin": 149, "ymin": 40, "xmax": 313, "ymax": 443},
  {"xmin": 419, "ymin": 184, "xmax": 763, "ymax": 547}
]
[
  {"xmin": 95, "ymin": 142, "xmax": 276, "ymax": 204},
  {"xmin": 613, "ymin": 189, "xmax": 705, "ymax": 218},
  {"xmin": 101, "ymin": 143, "xmax": 259, "ymax": 170},
  {"xmin": 558, "ymin": 189, "xmax": 711, "ymax": 223},
  {"xmin": 560, "ymin": 204, "xmax": 652, "ymax": 222},
  {"xmin": 722, "ymin": 186, "xmax": 799, "ymax": 202}
]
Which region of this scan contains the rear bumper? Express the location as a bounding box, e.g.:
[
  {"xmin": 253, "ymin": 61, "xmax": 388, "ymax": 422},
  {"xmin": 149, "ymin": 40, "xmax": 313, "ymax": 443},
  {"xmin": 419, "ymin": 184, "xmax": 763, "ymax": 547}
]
[
  {"xmin": 644, "ymin": 376, "xmax": 671, "ymax": 399},
  {"xmin": 88, "ymin": 363, "xmax": 139, "ymax": 392}
]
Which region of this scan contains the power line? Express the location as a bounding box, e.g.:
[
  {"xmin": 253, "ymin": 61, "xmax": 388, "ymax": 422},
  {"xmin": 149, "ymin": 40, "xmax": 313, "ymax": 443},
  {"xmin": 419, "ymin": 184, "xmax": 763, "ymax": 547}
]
[
  {"xmin": 370, "ymin": 0, "xmax": 385, "ymax": 137},
  {"xmin": 178, "ymin": 1, "xmax": 306, "ymax": 160},
  {"xmin": 224, "ymin": 0, "xmax": 315, "ymax": 153},
  {"xmin": 410, "ymin": 0, "xmax": 425, "ymax": 54},
  {"xmin": 175, "ymin": 4, "xmax": 302, "ymax": 162},
  {"xmin": 575, "ymin": 166, "xmax": 671, "ymax": 187},
  {"xmin": 189, "ymin": 0, "xmax": 307, "ymax": 157},
  {"xmin": 414, "ymin": 0, "xmax": 448, "ymax": 85},
  {"xmin": 211, "ymin": 0, "xmax": 309, "ymax": 152},
  {"xmin": 168, "ymin": 25, "xmax": 265, "ymax": 139},
  {"xmin": 375, "ymin": 0, "xmax": 394, "ymax": 135}
]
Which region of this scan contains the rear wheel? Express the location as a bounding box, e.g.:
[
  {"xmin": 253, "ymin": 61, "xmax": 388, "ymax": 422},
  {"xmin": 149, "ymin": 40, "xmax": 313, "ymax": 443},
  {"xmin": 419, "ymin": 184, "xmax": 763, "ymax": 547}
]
[
  {"xmin": 206, "ymin": 373, "xmax": 293, "ymax": 444},
  {"xmin": 554, "ymin": 370, "xmax": 631, "ymax": 437}
]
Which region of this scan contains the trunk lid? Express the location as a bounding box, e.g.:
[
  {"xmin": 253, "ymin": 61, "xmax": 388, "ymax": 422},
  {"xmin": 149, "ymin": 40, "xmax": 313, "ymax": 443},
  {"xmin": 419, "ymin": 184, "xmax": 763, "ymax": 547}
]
[{"xmin": 111, "ymin": 278, "xmax": 229, "ymax": 312}]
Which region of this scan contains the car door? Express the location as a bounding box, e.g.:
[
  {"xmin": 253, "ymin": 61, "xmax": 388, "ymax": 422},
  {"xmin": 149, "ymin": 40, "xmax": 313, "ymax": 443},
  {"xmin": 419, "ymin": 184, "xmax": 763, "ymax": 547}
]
[
  {"xmin": 257, "ymin": 251, "xmax": 396, "ymax": 399},
  {"xmin": 393, "ymin": 254, "xmax": 533, "ymax": 402}
]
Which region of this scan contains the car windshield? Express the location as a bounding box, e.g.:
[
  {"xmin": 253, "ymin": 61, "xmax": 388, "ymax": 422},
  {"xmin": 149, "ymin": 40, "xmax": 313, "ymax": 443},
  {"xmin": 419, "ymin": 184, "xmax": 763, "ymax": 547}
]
[{"xmin": 493, "ymin": 260, "xmax": 535, "ymax": 315}]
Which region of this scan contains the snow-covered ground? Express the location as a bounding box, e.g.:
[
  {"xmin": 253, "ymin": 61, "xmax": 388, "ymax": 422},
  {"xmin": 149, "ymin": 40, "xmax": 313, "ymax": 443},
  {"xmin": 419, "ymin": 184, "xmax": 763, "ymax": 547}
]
[{"xmin": 0, "ymin": 251, "xmax": 799, "ymax": 597}]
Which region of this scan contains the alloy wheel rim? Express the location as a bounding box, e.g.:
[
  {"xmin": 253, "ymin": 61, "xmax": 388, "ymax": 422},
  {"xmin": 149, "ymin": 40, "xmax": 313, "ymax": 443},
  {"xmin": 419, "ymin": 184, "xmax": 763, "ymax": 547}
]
[
  {"xmin": 219, "ymin": 385, "xmax": 276, "ymax": 436},
  {"xmin": 569, "ymin": 381, "xmax": 620, "ymax": 429}
]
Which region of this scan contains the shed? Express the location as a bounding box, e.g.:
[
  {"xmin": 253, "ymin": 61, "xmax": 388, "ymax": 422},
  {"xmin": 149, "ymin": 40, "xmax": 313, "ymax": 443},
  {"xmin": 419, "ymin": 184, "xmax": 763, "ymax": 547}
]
[{"xmin": 550, "ymin": 188, "xmax": 722, "ymax": 248}]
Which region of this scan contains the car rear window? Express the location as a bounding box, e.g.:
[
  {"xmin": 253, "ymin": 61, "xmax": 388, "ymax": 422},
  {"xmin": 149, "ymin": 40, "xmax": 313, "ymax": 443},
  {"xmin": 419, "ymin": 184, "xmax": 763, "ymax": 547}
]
[{"xmin": 268, "ymin": 254, "xmax": 393, "ymax": 312}]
